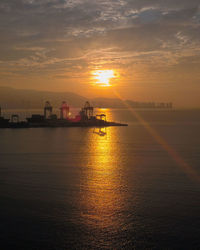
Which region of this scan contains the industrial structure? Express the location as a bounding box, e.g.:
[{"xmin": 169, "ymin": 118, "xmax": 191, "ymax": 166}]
[
  {"xmin": 83, "ymin": 101, "xmax": 94, "ymax": 119},
  {"xmin": 0, "ymin": 101, "xmax": 127, "ymax": 128},
  {"xmin": 0, "ymin": 107, "xmax": 10, "ymax": 128},
  {"xmin": 60, "ymin": 101, "xmax": 69, "ymax": 119},
  {"xmin": 44, "ymin": 101, "xmax": 53, "ymax": 119}
]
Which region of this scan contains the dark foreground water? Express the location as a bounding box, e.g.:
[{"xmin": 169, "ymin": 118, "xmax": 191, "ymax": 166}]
[{"xmin": 0, "ymin": 109, "xmax": 200, "ymax": 249}]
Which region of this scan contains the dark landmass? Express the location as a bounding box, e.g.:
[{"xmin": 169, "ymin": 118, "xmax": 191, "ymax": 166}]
[
  {"xmin": 0, "ymin": 100, "xmax": 128, "ymax": 128},
  {"xmin": 0, "ymin": 86, "xmax": 172, "ymax": 109}
]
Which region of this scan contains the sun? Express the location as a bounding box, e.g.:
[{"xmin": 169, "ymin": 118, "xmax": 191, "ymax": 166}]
[{"xmin": 92, "ymin": 70, "xmax": 115, "ymax": 87}]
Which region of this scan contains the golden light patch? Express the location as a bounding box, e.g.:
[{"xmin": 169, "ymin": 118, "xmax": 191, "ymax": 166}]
[{"xmin": 92, "ymin": 70, "xmax": 115, "ymax": 87}]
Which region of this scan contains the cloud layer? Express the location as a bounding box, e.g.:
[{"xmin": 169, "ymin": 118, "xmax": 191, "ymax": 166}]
[{"xmin": 0, "ymin": 0, "xmax": 200, "ymax": 105}]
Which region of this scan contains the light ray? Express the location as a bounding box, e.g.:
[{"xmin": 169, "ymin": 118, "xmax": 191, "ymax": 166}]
[{"xmin": 113, "ymin": 89, "xmax": 200, "ymax": 183}]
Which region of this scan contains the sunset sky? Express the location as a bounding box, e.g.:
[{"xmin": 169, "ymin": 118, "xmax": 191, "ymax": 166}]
[{"xmin": 0, "ymin": 0, "xmax": 200, "ymax": 107}]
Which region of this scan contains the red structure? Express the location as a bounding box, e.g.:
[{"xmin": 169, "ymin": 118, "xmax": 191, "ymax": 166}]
[
  {"xmin": 69, "ymin": 115, "xmax": 81, "ymax": 122},
  {"xmin": 60, "ymin": 101, "xmax": 69, "ymax": 119}
]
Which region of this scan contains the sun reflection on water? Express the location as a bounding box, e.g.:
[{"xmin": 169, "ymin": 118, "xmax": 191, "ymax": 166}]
[{"xmin": 80, "ymin": 126, "xmax": 127, "ymax": 242}]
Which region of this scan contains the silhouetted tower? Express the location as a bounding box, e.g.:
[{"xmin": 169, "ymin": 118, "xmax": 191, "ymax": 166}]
[
  {"xmin": 11, "ymin": 114, "xmax": 19, "ymax": 123},
  {"xmin": 83, "ymin": 101, "xmax": 93, "ymax": 119},
  {"xmin": 60, "ymin": 101, "xmax": 69, "ymax": 119},
  {"xmin": 44, "ymin": 101, "xmax": 53, "ymax": 119}
]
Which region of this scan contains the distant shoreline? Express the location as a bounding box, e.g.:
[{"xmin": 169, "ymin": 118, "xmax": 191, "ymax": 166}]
[{"xmin": 2, "ymin": 107, "xmax": 200, "ymax": 111}]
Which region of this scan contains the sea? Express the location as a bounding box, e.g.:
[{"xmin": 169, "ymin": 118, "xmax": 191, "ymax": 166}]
[{"xmin": 0, "ymin": 108, "xmax": 200, "ymax": 250}]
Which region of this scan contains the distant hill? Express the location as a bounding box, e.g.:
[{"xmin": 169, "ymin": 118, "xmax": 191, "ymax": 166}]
[
  {"xmin": 0, "ymin": 86, "xmax": 87, "ymax": 109},
  {"xmin": 92, "ymin": 97, "xmax": 125, "ymax": 108},
  {"xmin": 0, "ymin": 86, "xmax": 172, "ymax": 109},
  {"xmin": 0, "ymin": 87, "xmax": 125, "ymax": 109}
]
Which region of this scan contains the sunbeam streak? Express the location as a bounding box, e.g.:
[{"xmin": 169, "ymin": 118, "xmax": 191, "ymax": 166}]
[{"xmin": 113, "ymin": 89, "xmax": 200, "ymax": 183}]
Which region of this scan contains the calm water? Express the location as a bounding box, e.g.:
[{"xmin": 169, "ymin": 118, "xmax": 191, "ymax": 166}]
[{"xmin": 0, "ymin": 109, "xmax": 200, "ymax": 249}]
